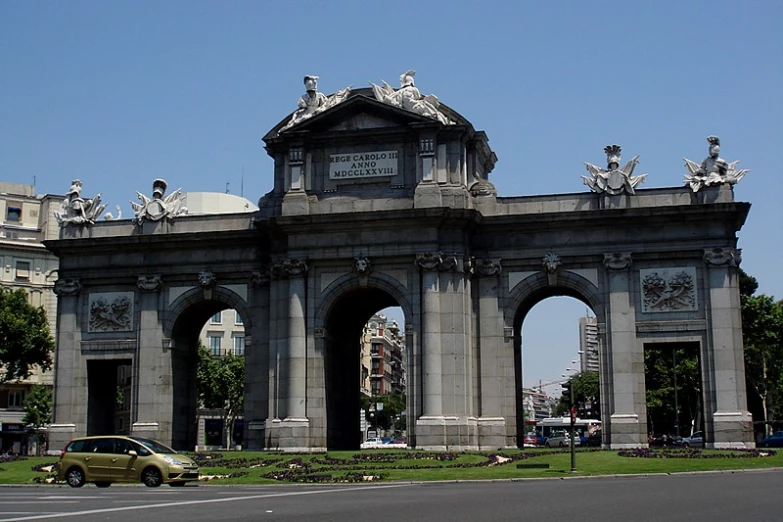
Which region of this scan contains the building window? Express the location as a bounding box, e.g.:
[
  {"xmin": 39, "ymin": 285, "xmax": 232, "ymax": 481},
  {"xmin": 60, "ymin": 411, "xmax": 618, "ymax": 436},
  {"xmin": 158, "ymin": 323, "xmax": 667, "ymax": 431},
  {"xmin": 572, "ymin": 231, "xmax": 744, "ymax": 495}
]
[
  {"xmin": 209, "ymin": 335, "xmax": 222, "ymax": 356},
  {"xmin": 235, "ymin": 311, "xmax": 243, "ymax": 325},
  {"xmin": 8, "ymin": 390, "xmax": 25, "ymax": 408},
  {"xmin": 15, "ymin": 260, "xmax": 31, "ymax": 281},
  {"xmin": 6, "ymin": 206, "xmax": 21, "ymax": 222},
  {"xmin": 233, "ymin": 335, "xmax": 245, "ymax": 356},
  {"xmin": 210, "ymin": 312, "xmax": 222, "ymax": 324}
]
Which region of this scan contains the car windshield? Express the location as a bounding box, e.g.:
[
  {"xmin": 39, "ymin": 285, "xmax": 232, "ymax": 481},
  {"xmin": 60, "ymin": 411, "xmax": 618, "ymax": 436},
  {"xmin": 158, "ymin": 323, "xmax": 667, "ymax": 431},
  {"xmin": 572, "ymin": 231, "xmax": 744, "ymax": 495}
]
[{"xmin": 129, "ymin": 437, "xmax": 177, "ymax": 454}]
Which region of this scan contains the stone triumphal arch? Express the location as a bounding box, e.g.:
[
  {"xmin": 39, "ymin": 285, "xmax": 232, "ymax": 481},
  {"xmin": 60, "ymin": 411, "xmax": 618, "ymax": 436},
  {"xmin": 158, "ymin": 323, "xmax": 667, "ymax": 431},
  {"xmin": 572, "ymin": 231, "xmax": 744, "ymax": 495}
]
[{"xmin": 45, "ymin": 72, "xmax": 754, "ymax": 452}]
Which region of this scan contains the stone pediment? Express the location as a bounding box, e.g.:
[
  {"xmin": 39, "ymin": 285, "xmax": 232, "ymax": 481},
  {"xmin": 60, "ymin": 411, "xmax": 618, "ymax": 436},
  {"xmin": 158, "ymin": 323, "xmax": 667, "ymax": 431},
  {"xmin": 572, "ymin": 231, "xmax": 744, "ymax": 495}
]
[{"xmin": 264, "ymin": 88, "xmax": 467, "ymax": 142}]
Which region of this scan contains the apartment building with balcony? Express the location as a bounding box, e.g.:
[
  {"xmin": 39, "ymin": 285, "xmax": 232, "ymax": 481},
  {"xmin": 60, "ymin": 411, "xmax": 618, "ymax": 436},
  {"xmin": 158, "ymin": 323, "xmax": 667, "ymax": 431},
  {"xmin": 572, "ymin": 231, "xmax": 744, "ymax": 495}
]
[{"xmin": 0, "ymin": 182, "xmax": 63, "ymax": 454}]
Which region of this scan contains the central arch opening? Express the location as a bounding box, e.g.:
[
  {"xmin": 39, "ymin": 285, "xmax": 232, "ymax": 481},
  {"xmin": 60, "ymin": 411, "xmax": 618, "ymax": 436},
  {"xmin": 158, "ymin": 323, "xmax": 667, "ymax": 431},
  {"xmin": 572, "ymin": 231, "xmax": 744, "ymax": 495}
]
[{"xmin": 323, "ymin": 287, "xmax": 405, "ymax": 450}]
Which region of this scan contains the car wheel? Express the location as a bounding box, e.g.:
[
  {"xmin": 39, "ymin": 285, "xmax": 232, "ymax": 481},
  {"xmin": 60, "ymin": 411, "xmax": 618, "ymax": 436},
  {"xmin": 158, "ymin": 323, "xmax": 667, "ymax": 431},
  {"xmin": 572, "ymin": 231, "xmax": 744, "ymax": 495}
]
[
  {"xmin": 546, "ymin": 442, "xmax": 552, "ymax": 448},
  {"xmin": 682, "ymin": 442, "xmax": 690, "ymax": 448},
  {"xmin": 95, "ymin": 482, "xmax": 111, "ymax": 488},
  {"xmin": 66, "ymin": 467, "xmax": 86, "ymax": 488},
  {"xmin": 559, "ymin": 442, "xmax": 565, "ymax": 448},
  {"xmin": 142, "ymin": 467, "xmax": 163, "ymax": 488}
]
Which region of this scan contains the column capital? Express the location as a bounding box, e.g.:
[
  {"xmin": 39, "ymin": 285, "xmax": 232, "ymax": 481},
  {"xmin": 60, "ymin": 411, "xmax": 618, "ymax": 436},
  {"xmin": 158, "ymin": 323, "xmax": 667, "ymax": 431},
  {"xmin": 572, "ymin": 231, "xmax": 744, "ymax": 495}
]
[
  {"xmin": 415, "ymin": 252, "xmax": 462, "ymax": 272},
  {"xmin": 472, "ymin": 257, "xmax": 502, "ymax": 276},
  {"xmin": 603, "ymin": 252, "xmax": 633, "ymax": 271},
  {"xmin": 703, "ymin": 247, "xmax": 741, "ymax": 267},
  {"xmin": 54, "ymin": 278, "xmax": 81, "ymax": 296},
  {"xmin": 136, "ymin": 274, "xmax": 162, "ymax": 292},
  {"xmin": 282, "ymin": 259, "xmax": 308, "ymax": 277},
  {"xmin": 250, "ymin": 269, "xmax": 269, "ymax": 287}
]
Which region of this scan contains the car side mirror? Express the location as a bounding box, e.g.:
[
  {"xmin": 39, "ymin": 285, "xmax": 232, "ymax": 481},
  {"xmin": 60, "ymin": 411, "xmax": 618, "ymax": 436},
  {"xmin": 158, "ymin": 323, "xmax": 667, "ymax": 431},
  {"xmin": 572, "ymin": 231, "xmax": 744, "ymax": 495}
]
[{"xmin": 128, "ymin": 450, "xmax": 137, "ymax": 458}]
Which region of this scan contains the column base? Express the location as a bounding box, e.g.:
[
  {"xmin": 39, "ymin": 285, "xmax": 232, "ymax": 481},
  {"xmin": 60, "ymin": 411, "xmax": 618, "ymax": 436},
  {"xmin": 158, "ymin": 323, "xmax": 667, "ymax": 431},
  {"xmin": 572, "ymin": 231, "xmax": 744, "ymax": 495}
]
[
  {"xmin": 477, "ymin": 416, "xmax": 508, "ymax": 450},
  {"xmin": 265, "ymin": 417, "xmax": 316, "ymax": 452},
  {"xmin": 608, "ymin": 413, "xmax": 648, "ymax": 448},
  {"xmin": 244, "ymin": 420, "xmax": 266, "ymax": 450},
  {"xmin": 46, "ymin": 423, "xmax": 77, "ymax": 455},
  {"xmin": 415, "ymin": 416, "xmax": 479, "ymax": 451},
  {"xmin": 710, "ymin": 410, "xmax": 755, "ymax": 449}
]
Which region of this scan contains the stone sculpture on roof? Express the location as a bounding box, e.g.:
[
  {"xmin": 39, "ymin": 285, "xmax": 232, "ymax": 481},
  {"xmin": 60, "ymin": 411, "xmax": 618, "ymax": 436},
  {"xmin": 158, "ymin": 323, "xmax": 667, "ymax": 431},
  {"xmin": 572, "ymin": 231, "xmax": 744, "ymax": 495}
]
[
  {"xmin": 583, "ymin": 145, "xmax": 647, "ymax": 195},
  {"xmin": 370, "ymin": 70, "xmax": 451, "ymax": 124},
  {"xmin": 279, "ymin": 75, "xmax": 352, "ymax": 132},
  {"xmin": 54, "ymin": 179, "xmax": 106, "ymax": 226},
  {"xmin": 131, "ymin": 178, "xmax": 187, "ymax": 225},
  {"xmin": 683, "ymin": 136, "xmax": 748, "ymax": 192}
]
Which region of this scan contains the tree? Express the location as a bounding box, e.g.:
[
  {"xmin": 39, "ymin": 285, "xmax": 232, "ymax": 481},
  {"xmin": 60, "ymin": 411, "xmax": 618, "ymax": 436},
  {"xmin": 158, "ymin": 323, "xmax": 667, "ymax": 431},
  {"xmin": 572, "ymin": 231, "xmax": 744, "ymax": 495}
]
[
  {"xmin": 0, "ymin": 288, "xmax": 55, "ymax": 382},
  {"xmin": 739, "ymin": 269, "xmax": 783, "ymax": 436},
  {"xmin": 644, "ymin": 344, "xmax": 701, "ymax": 436},
  {"xmin": 197, "ymin": 344, "xmax": 245, "ymax": 449},
  {"xmin": 23, "ymin": 383, "xmax": 52, "ymax": 455},
  {"xmin": 553, "ymin": 372, "xmax": 600, "ymax": 418},
  {"xmin": 362, "ymin": 393, "xmax": 406, "ymax": 432}
]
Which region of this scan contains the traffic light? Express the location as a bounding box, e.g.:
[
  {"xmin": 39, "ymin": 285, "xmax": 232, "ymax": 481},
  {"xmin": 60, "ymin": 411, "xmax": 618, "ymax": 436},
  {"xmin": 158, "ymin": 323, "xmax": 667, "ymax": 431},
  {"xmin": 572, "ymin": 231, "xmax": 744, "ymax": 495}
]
[{"xmin": 561, "ymin": 381, "xmax": 571, "ymax": 393}]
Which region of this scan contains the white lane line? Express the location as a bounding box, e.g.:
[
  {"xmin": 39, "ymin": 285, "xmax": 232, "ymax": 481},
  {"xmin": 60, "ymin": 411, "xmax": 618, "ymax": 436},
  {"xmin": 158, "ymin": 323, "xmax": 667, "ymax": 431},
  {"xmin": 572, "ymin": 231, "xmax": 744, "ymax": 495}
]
[
  {"xmin": 0, "ymin": 484, "xmax": 411, "ymax": 521},
  {"xmin": 0, "ymin": 502, "xmax": 79, "ymax": 505}
]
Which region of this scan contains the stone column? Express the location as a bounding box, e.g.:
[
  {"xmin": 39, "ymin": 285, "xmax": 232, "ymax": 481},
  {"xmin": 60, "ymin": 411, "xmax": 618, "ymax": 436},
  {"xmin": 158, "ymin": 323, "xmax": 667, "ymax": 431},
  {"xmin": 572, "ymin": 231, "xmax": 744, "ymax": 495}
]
[
  {"xmin": 603, "ymin": 253, "xmax": 647, "ymax": 448},
  {"xmin": 265, "ymin": 263, "xmax": 283, "ymax": 448},
  {"xmin": 414, "ymin": 253, "xmax": 445, "ymax": 449},
  {"xmin": 48, "ymin": 279, "xmax": 84, "ymax": 452},
  {"xmin": 245, "ymin": 269, "xmax": 270, "ymax": 450},
  {"xmin": 132, "ymin": 275, "xmax": 169, "ymax": 444},
  {"xmin": 473, "ymin": 258, "xmax": 508, "ymax": 449},
  {"xmin": 278, "ymin": 259, "xmax": 309, "ymax": 450},
  {"xmin": 703, "ymin": 248, "xmax": 754, "ymax": 448}
]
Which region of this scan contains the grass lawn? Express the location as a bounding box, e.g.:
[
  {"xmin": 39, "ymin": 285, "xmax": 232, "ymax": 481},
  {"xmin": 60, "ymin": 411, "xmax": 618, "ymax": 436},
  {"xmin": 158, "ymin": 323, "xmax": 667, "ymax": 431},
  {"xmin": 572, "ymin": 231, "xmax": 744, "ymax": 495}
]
[{"xmin": 2, "ymin": 447, "xmax": 780, "ymax": 486}]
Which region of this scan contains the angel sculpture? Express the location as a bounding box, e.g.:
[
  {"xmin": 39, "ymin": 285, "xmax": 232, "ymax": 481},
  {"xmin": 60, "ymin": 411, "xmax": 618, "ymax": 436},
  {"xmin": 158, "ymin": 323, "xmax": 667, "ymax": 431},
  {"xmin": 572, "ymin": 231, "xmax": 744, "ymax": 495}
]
[
  {"xmin": 583, "ymin": 145, "xmax": 647, "ymax": 195},
  {"xmin": 131, "ymin": 179, "xmax": 187, "ymax": 225},
  {"xmin": 683, "ymin": 136, "xmax": 748, "ymax": 192},
  {"xmin": 370, "ymin": 70, "xmax": 451, "ymax": 124},
  {"xmin": 280, "ymin": 75, "xmax": 352, "ymax": 132},
  {"xmin": 54, "ymin": 179, "xmax": 106, "ymax": 226}
]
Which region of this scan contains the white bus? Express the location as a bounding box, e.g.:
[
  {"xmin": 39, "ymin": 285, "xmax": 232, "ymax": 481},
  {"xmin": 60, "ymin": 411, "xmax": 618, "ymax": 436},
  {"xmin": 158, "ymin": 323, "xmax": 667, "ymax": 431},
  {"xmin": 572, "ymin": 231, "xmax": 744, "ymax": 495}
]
[{"xmin": 533, "ymin": 417, "xmax": 602, "ymax": 446}]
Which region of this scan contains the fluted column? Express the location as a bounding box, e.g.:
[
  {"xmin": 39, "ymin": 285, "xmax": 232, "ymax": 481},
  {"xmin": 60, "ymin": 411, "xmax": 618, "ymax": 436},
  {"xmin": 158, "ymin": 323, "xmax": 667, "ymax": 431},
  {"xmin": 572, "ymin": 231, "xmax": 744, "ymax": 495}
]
[
  {"xmin": 283, "ymin": 259, "xmax": 308, "ymax": 420},
  {"xmin": 703, "ymin": 248, "xmax": 754, "ymax": 448},
  {"xmin": 603, "ymin": 253, "xmax": 647, "ymax": 448},
  {"xmin": 48, "ymin": 279, "xmax": 84, "ymax": 452},
  {"xmin": 473, "ymin": 258, "xmax": 508, "ymax": 448},
  {"xmin": 416, "ymin": 253, "xmax": 443, "ymax": 417}
]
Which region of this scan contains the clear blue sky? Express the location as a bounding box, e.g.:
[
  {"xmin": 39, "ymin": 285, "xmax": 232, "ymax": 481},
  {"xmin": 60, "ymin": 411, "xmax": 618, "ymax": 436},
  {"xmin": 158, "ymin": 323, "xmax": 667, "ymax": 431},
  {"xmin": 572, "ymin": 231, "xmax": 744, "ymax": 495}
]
[{"xmin": 2, "ymin": 1, "xmax": 781, "ymax": 392}]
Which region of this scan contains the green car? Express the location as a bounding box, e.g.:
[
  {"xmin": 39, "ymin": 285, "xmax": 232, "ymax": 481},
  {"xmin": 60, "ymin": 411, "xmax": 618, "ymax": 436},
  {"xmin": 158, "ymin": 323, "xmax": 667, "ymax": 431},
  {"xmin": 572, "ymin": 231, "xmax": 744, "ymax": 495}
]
[{"xmin": 57, "ymin": 435, "xmax": 199, "ymax": 488}]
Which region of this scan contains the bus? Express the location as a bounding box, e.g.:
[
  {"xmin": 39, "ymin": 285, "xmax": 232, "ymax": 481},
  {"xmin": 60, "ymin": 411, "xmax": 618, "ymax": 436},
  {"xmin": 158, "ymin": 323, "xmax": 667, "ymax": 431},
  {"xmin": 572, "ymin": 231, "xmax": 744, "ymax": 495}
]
[{"xmin": 532, "ymin": 417, "xmax": 602, "ymax": 446}]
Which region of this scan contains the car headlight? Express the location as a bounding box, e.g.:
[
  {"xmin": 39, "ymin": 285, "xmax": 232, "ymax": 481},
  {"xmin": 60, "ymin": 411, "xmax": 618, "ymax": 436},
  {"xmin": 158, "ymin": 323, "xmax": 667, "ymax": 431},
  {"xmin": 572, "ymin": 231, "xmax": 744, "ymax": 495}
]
[{"xmin": 163, "ymin": 456, "xmax": 187, "ymax": 466}]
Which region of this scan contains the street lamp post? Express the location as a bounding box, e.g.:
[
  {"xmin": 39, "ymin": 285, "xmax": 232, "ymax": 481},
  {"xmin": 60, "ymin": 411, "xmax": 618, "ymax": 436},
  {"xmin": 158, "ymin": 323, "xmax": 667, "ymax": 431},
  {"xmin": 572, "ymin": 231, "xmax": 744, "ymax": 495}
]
[{"xmin": 563, "ymin": 364, "xmax": 578, "ymax": 473}]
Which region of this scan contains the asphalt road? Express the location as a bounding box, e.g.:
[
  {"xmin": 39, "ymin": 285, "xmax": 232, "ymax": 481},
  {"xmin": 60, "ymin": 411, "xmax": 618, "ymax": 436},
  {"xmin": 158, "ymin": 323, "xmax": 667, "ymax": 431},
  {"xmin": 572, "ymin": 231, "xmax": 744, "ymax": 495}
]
[{"xmin": 0, "ymin": 470, "xmax": 781, "ymax": 522}]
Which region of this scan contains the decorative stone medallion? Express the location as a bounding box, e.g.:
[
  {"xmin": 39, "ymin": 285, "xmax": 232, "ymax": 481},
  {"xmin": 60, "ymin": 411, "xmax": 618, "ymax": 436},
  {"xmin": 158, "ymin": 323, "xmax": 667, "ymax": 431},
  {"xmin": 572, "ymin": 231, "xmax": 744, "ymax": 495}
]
[
  {"xmin": 640, "ymin": 267, "xmax": 698, "ymax": 313},
  {"xmin": 88, "ymin": 292, "xmax": 134, "ymax": 332}
]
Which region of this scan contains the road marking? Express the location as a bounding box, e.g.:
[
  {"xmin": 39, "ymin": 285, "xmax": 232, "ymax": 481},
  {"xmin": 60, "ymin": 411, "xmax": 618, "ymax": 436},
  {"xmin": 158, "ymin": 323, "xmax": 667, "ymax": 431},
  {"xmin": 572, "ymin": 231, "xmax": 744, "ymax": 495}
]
[{"xmin": 0, "ymin": 484, "xmax": 411, "ymax": 521}]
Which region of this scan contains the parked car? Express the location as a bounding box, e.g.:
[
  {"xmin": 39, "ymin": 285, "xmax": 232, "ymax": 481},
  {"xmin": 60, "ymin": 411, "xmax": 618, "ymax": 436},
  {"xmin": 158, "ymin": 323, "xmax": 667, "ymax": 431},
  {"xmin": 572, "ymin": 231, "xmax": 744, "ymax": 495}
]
[
  {"xmin": 545, "ymin": 431, "xmax": 579, "ymax": 448},
  {"xmin": 360, "ymin": 438, "xmax": 384, "ymax": 449},
  {"xmin": 649, "ymin": 435, "xmax": 685, "ymax": 448},
  {"xmin": 57, "ymin": 435, "xmax": 199, "ymax": 488},
  {"xmin": 523, "ymin": 433, "xmax": 538, "ymax": 448},
  {"xmin": 759, "ymin": 431, "xmax": 783, "ymax": 448},
  {"xmin": 681, "ymin": 431, "xmax": 704, "ymax": 448}
]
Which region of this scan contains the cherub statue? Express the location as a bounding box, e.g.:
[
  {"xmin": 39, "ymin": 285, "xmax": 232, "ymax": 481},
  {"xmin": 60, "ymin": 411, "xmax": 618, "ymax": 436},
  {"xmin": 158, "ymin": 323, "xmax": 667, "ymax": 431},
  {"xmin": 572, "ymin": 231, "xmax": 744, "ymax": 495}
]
[
  {"xmin": 683, "ymin": 136, "xmax": 748, "ymax": 192},
  {"xmin": 280, "ymin": 75, "xmax": 351, "ymax": 132},
  {"xmin": 54, "ymin": 179, "xmax": 106, "ymax": 226},
  {"xmin": 370, "ymin": 70, "xmax": 451, "ymax": 124},
  {"xmin": 583, "ymin": 145, "xmax": 647, "ymax": 195},
  {"xmin": 131, "ymin": 178, "xmax": 187, "ymax": 225}
]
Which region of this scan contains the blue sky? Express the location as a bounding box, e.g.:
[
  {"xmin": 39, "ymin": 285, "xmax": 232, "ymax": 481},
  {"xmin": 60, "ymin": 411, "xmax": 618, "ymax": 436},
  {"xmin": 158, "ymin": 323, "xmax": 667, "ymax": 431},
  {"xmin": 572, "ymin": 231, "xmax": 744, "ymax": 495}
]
[{"xmin": 2, "ymin": 1, "xmax": 781, "ymax": 392}]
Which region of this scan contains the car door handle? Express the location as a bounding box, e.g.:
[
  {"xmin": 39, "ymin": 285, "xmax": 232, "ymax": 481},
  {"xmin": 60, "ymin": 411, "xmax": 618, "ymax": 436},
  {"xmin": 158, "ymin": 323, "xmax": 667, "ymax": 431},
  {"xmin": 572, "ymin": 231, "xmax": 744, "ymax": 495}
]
[
  {"xmin": 112, "ymin": 458, "xmax": 118, "ymax": 462},
  {"xmin": 84, "ymin": 457, "xmax": 91, "ymax": 462}
]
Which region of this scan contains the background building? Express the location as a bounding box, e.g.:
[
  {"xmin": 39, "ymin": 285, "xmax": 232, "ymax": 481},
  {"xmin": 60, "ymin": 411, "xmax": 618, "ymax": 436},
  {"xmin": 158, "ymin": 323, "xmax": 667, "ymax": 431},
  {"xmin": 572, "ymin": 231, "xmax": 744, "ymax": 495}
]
[
  {"xmin": 578, "ymin": 316, "xmax": 599, "ymax": 374},
  {"xmin": 360, "ymin": 313, "xmax": 405, "ymax": 397},
  {"xmin": 0, "ymin": 182, "xmax": 62, "ymax": 454}
]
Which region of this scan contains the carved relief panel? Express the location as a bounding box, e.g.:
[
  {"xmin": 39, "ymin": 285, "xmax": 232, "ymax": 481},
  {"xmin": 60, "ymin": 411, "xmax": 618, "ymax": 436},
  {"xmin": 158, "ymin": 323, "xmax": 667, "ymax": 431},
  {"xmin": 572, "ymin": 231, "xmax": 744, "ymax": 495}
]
[
  {"xmin": 88, "ymin": 292, "xmax": 134, "ymax": 332},
  {"xmin": 639, "ymin": 268, "xmax": 698, "ymax": 313}
]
